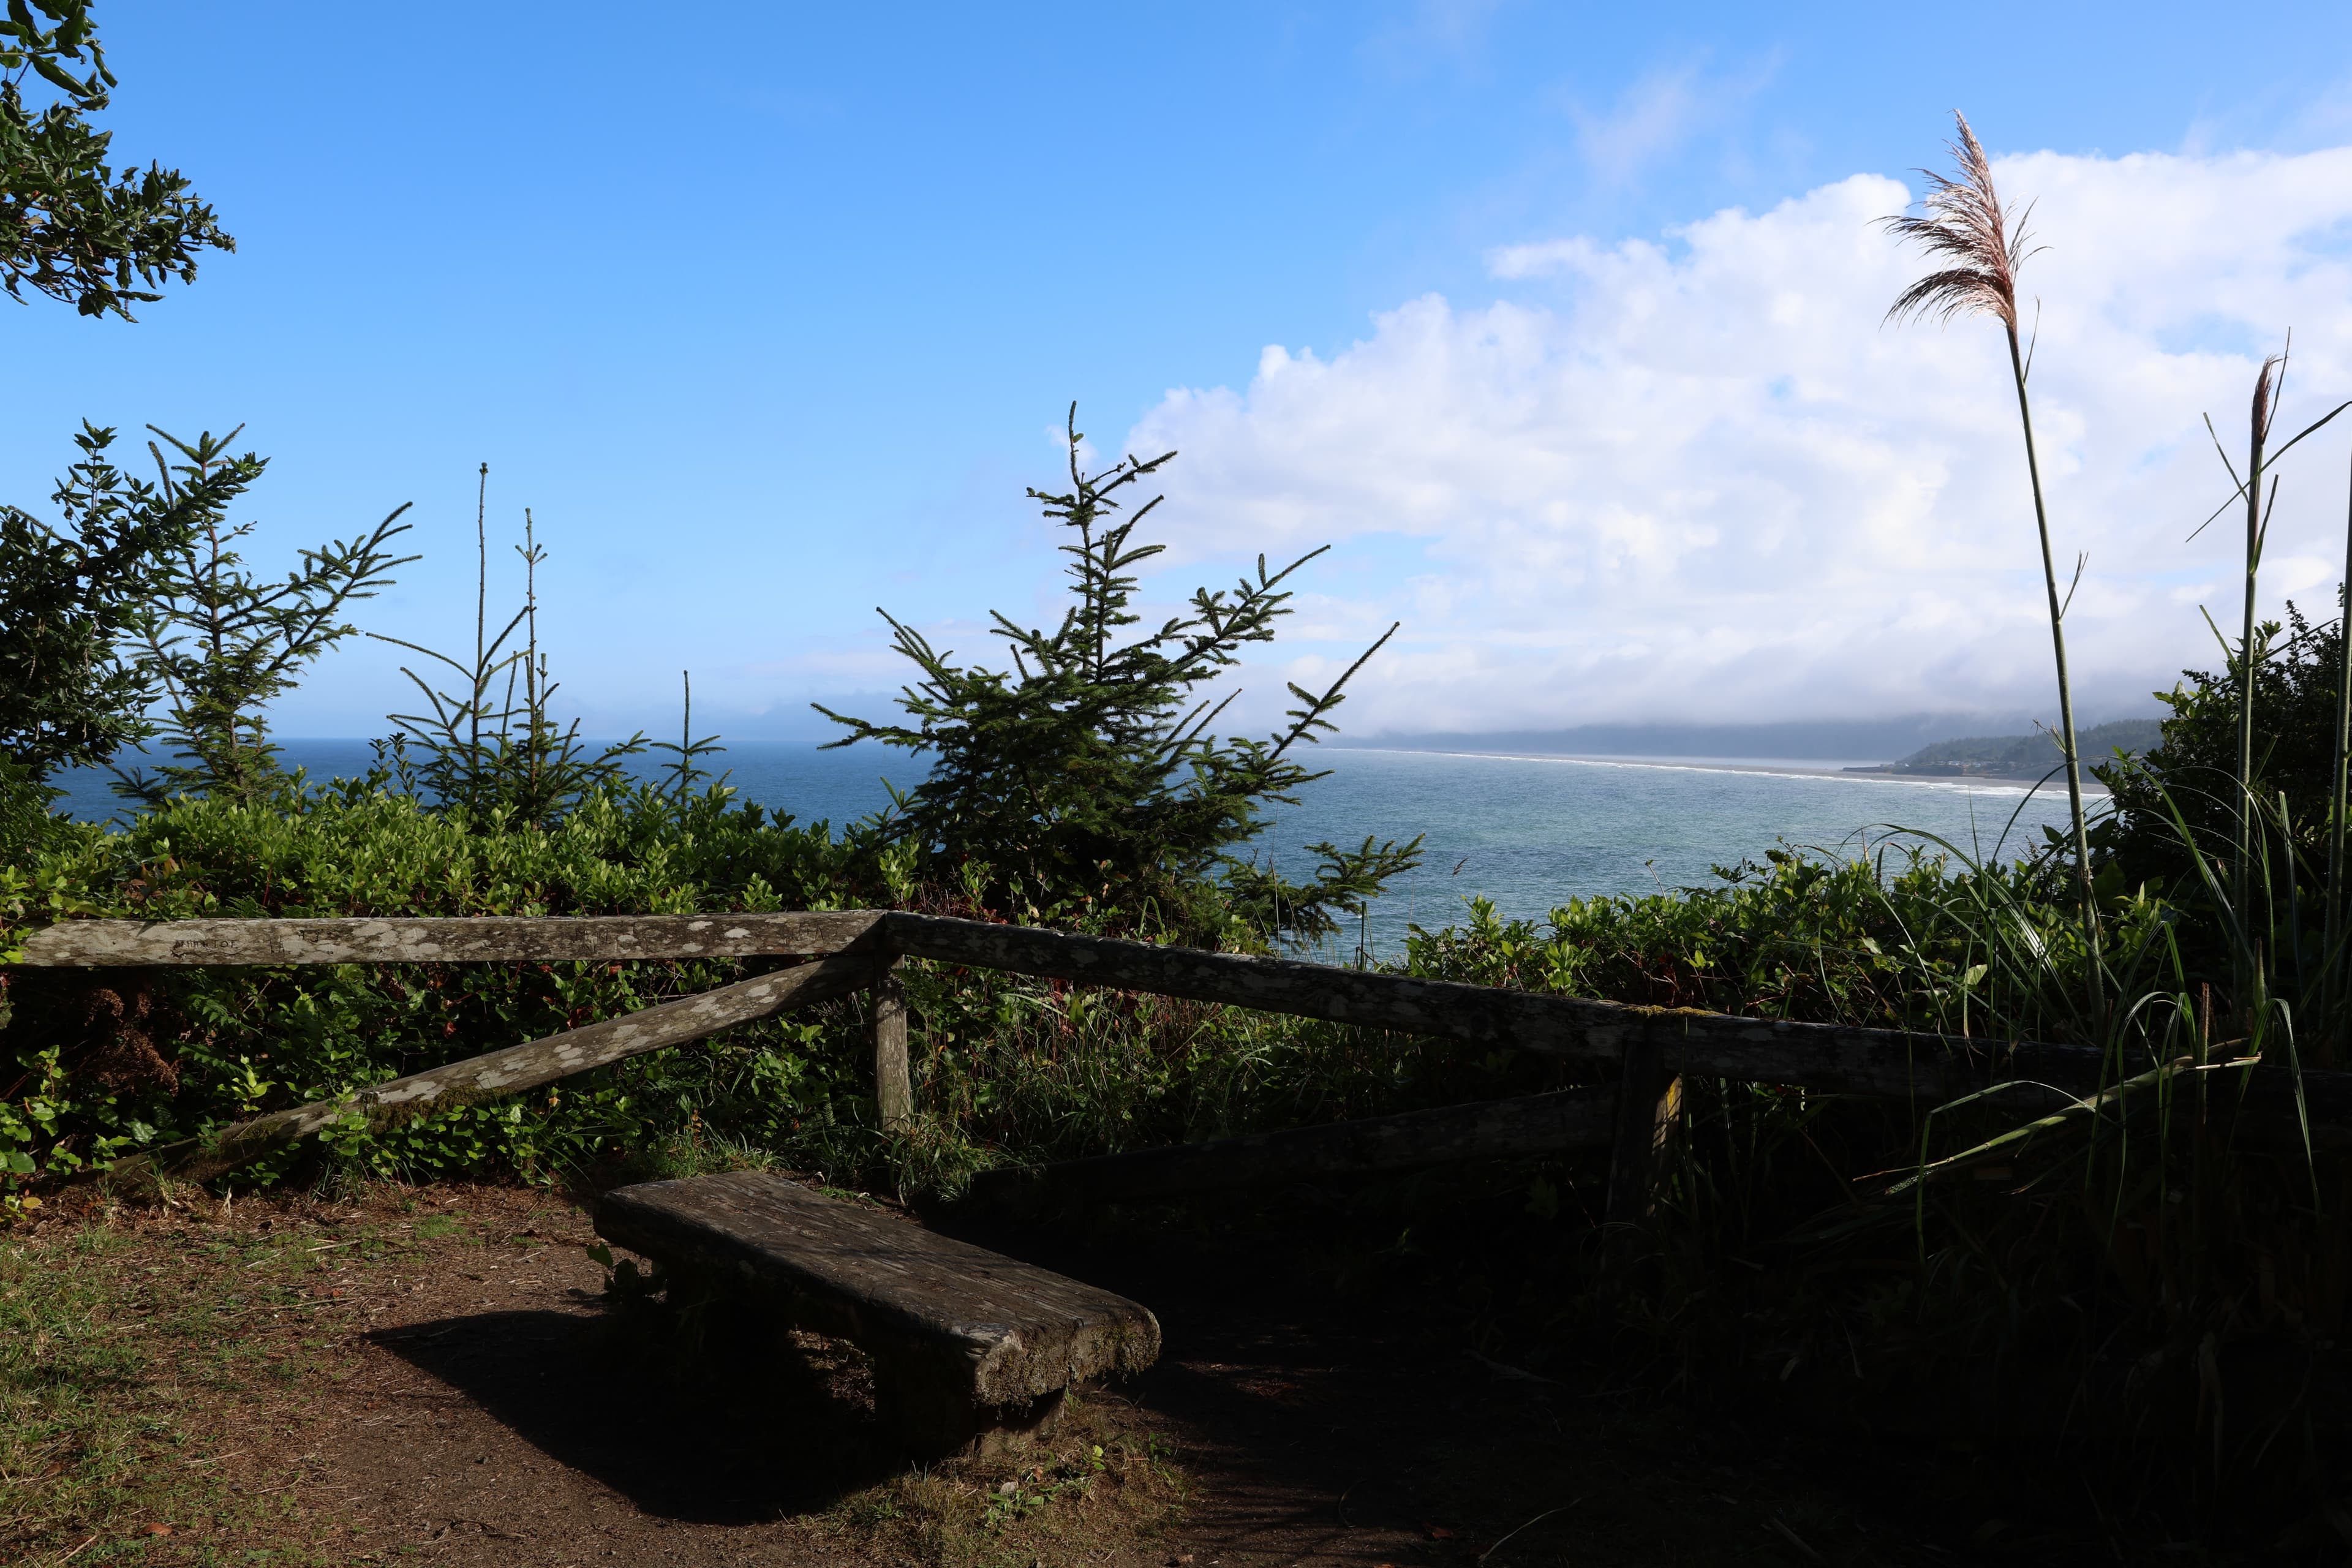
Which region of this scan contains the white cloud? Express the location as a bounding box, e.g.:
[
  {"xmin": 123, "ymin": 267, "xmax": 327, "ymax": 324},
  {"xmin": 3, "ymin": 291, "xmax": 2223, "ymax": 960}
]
[{"xmin": 1124, "ymin": 147, "xmax": 2352, "ymax": 737}]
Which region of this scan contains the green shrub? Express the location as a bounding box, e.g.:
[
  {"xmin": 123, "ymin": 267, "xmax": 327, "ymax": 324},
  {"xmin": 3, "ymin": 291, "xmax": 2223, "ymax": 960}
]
[
  {"xmin": 2102, "ymin": 602, "xmax": 2344, "ymax": 884},
  {"xmin": 0, "ymin": 761, "xmax": 2119, "ymax": 1205},
  {"xmin": 0, "ymin": 782, "xmax": 890, "ymax": 1194}
]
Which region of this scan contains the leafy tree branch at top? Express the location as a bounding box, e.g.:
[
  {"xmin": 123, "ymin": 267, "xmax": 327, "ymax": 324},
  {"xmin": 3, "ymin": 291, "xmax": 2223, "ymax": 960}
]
[{"xmin": 1, "ymin": 0, "xmax": 232, "ymax": 319}]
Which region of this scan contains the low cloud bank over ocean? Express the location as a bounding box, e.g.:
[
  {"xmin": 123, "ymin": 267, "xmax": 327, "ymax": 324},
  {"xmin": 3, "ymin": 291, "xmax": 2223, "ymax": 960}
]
[{"xmin": 1126, "ymin": 148, "xmax": 2352, "ymax": 737}]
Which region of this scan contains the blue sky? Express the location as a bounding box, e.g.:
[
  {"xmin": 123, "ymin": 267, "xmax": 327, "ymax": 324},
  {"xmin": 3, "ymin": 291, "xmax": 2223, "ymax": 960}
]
[{"xmin": 10, "ymin": 1, "xmax": 2352, "ymax": 741}]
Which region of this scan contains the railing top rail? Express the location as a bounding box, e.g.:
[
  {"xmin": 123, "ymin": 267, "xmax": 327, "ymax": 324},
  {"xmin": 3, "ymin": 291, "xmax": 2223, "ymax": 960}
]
[
  {"xmin": 16, "ymin": 910, "xmax": 2345, "ymax": 1138},
  {"xmin": 13, "ymin": 911, "xmax": 887, "ymax": 968}
]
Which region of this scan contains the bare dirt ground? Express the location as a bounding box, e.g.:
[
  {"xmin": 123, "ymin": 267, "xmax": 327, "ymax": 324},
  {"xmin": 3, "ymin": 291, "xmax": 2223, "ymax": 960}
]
[{"xmin": 3, "ymin": 1177, "xmax": 2127, "ymax": 1567}]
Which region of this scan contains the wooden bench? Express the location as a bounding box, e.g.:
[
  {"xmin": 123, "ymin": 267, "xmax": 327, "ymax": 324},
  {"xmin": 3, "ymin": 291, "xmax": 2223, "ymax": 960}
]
[{"xmin": 595, "ymin": 1170, "xmax": 1161, "ymax": 1457}]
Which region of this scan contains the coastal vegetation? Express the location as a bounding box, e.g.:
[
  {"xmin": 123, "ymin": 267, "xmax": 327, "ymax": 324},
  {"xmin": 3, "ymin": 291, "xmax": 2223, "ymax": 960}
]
[
  {"xmin": 12, "ymin": 397, "xmax": 2352, "ymax": 1547},
  {"xmin": 6, "ymin": 17, "xmax": 2352, "ymax": 1555}
]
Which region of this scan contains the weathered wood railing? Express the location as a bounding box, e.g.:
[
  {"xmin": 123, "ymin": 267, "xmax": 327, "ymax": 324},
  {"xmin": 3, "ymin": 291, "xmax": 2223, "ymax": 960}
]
[
  {"xmin": 15, "ymin": 910, "xmax": 2346, "ymax": 1195},
  {"xmin": 13, "ymin": 912, "xmax": 884, "ymax": 968},
  {"xmin": 14, "ymin": 912, "xmax": 900, "ymax": 1183}
]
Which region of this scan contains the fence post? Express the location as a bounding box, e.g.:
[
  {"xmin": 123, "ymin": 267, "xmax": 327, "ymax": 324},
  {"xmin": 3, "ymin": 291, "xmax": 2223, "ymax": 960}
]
[
  {"xmin": 1605, "ymin": 1032, "xmax": 1681, "ymax": 1227},
  {"xmin": 871, "ymin": 959, "xmax": 911, "ymax": 1130}
]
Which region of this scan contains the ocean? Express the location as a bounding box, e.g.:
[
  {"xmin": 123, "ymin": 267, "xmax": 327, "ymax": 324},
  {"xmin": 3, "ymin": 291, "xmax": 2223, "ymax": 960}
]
[{"xmin": 50, "ymin": 741, "xmax": 2086, "ymax": 954}]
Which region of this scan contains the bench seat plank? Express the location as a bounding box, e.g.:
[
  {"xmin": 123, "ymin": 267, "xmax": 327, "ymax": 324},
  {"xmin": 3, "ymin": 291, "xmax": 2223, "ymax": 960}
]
[{"xmin": 596, "ymin": 1170, "xmax": 1159, "ymax": 1450}]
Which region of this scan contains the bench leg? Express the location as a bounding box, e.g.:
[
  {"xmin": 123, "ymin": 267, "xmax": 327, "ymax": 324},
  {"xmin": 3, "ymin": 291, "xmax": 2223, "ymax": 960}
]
[{"xmin": 874, "ymin": 1365, "xmax": 1065, "ymax": 1459}]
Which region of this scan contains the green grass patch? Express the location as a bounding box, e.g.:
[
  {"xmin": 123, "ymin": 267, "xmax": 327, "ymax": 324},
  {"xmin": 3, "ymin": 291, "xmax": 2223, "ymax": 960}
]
[{"xmin": 0, "ymin": 1203, "xmax": 431, "ymax": 1564}]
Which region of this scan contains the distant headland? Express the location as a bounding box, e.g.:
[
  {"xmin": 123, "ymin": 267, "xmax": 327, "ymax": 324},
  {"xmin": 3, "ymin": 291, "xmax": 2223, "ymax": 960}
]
[
  {"xmin": 1836, "ymin": 718, "xmax": 2163, "ymax": 782},
  {"xmin": 1341, "ymin": 713, "xmax": 2163, "ymax": 776}
]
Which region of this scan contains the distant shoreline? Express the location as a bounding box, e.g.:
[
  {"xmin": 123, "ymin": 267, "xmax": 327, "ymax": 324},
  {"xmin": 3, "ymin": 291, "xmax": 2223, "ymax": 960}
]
[{"xmin": 1340, "ymin": 745, "xmax": 2111, "ymax": 796}]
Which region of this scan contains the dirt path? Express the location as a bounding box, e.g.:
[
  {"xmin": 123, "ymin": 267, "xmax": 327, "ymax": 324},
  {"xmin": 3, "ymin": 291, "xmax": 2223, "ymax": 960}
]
[{"xmin": 3, "ymin": 1178, "xmax": 2054, "ymax": 1566}]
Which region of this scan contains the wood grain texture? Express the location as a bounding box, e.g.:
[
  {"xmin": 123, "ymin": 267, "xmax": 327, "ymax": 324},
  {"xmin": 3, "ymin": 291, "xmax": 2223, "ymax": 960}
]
[
  {"xmin": 595, "ymin": 1169, "xmax": 1161, "ymax": 1411},
  {"xmin": 115, "ymin": 949, "xmax": 876, "ymax": 1186},
  {"xmin": 15, "ymin": 911, "xmax": 884, "ymax": 967},
  {"xmin": 872, "ymin": 966, "xmax": 911, "ymax": 1129},
  {"xmin": 967, "ymin": 1087, "xmax": 1619, "ymax": 1207}
]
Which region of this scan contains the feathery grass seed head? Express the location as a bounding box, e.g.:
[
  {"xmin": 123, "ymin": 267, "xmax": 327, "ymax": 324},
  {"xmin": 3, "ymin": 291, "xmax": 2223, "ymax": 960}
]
[{"xmin": 1881, "ymin": 111, "xmax": 2039, "ymax": 331}]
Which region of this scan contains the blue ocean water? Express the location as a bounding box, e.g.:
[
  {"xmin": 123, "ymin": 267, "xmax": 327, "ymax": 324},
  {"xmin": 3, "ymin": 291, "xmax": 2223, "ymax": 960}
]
[
  {"xmin": 51, "ymin": 741, "xmax": 2084, "ymax": 952},
  {"xmin": 48, "ymin": 741, "xmax": 903, "ymax": 837},
  {"xmin": 1265, "ymin": 748, "xmax": 2083, "ymax": 954}
]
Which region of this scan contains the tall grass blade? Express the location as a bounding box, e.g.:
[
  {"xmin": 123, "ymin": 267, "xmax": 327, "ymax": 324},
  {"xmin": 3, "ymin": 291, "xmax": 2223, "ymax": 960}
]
[
  {"xmin": 2329, "ymin": 445, "xmax": 2352, "ymax": 1063},
  {"xmin": 1881, "ymin": 111, "xmax": 2101, "ymax": 1030}
]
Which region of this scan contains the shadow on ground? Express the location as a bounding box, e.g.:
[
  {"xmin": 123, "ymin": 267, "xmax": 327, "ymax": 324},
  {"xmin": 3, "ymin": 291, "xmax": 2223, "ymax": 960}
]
[
  {"xmin": 355, "ymin": 1177, "xmax": 2124, "ymax": 1564},
  {"xmin": 935, "ymin": 1193, "xmax": 2079, "ymax": 1567},
  {"xmin": 930, "ymin": 1200, "xmax": 1808, "ymax": 1568},
  {"xmin": 370, "ymin": 1301, "xmax": 905, "ymax": 1525}
]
